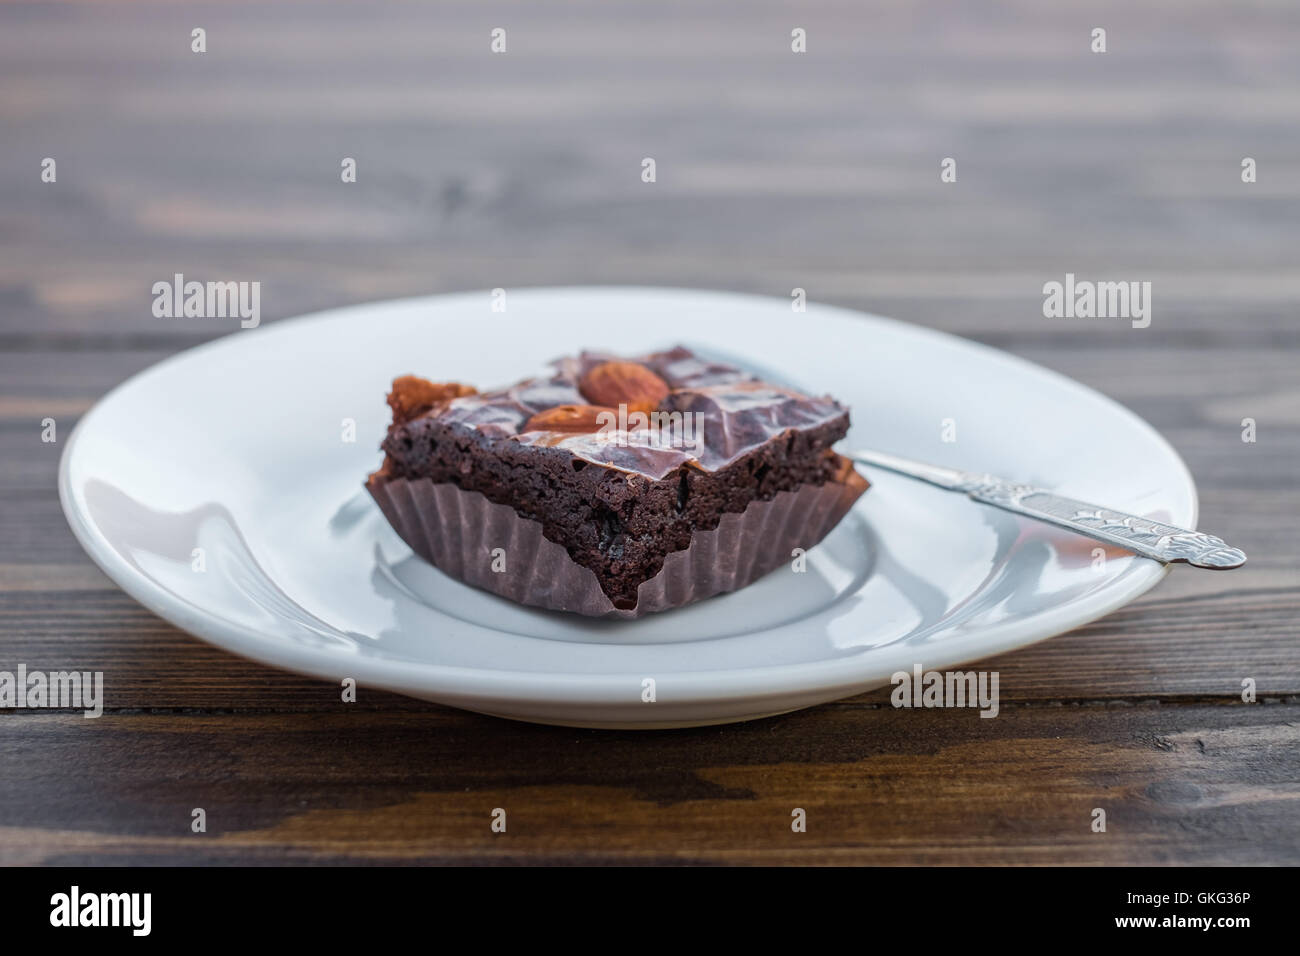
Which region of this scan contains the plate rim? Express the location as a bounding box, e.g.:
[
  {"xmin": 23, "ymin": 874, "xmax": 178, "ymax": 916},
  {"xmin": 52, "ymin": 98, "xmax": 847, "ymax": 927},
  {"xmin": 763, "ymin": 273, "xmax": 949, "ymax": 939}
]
[{"xmin": 58, "ymin": 286, "xmax": 1194, "ymax": 709}]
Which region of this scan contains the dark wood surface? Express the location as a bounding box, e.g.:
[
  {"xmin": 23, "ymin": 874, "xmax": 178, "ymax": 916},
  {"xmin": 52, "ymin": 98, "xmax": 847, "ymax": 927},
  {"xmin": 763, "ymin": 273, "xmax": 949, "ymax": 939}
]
[{"xmin": 1, "ymin": 1, "xmax": 1297, "ymax": 865}]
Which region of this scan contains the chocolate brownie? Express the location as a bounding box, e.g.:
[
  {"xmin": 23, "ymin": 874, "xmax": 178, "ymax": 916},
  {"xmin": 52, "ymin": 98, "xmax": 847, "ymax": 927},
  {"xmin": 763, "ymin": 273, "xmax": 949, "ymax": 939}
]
[{"xmin": 367, "ymin": 346, "xmax": 867, "ymax": 611}]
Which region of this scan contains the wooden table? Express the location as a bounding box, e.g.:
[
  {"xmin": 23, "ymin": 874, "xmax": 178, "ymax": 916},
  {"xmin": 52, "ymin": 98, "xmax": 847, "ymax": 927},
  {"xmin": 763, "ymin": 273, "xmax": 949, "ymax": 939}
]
[{"xmin": 1, "ymin": 1, "xmax": 1296, "ymax": 865}]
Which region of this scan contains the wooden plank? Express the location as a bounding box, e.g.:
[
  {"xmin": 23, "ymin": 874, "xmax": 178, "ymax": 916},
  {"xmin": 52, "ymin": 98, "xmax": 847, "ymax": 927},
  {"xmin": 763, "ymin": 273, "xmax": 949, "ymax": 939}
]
[
  {"xmin": 0, "ymin": 704, "xmax": 1294, "ymax": 865},
  {"xmin": 0, "ymin": 583, "xmax": 1295, "ymax": 710},
  {"xmin": 3, "ymin": 283, "xmax": 1300, "ymax": 349}
]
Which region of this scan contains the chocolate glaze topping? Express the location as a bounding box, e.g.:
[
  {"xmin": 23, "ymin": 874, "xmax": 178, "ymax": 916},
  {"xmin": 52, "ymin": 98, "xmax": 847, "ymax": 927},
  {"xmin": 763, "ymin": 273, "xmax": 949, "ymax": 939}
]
[{"xmin": 412, "ymin": 346, "xmax": 849, "ymax": 481}]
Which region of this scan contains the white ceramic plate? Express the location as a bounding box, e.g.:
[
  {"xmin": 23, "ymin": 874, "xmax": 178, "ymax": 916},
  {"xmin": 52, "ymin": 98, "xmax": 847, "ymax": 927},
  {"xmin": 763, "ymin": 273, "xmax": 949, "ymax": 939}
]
[{"xmin": 60, "ymin": 288, "xmax": 1194, "ymax": 728}]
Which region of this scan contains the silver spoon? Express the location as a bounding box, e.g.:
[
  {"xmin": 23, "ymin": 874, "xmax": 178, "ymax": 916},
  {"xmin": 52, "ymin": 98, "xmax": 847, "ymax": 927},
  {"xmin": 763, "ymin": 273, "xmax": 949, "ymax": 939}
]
[{"xmin": 849, "ymin": 448, "xmax": 1245, "ymax": 570}]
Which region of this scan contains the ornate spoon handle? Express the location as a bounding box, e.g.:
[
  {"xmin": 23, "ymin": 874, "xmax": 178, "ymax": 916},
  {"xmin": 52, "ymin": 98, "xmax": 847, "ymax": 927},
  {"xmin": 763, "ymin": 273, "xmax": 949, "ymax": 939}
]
[{"xmin": 849, "ymin": 449, "xmax": 1246, "ymax": 570}]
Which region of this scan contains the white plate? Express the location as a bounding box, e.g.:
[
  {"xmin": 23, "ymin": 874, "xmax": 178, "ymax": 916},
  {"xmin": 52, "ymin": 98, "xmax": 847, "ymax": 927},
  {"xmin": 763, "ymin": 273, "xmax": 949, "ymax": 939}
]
[{"xmin": 60, "ymin": 288, "xmax": 1193, "ymax": 728}]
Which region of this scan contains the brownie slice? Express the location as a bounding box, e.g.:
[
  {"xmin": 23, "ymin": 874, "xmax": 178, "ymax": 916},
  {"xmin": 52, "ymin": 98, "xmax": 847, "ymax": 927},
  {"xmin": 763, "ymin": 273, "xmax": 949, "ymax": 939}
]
[{"xmin": 367, "ymin": 346, "xmax": 865, "ymax": 610}]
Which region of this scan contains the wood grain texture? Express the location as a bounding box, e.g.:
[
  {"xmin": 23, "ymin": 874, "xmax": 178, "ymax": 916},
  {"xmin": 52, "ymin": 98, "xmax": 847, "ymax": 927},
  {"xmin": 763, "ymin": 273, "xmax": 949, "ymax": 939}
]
[
  {"xmin": 1, "ymin": 706, "xmax": 1296, "ymax": 865},
  {"xmin": 0, "ymin": 0, "xmax": 1297, "ymax": 865}
]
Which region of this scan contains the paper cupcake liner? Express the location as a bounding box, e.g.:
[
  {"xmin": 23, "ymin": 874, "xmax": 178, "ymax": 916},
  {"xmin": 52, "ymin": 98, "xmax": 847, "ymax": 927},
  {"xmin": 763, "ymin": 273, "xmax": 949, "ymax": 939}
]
[{"xmin": 367, "ymin": 471, "xmax": 867, "ymax": 619}]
